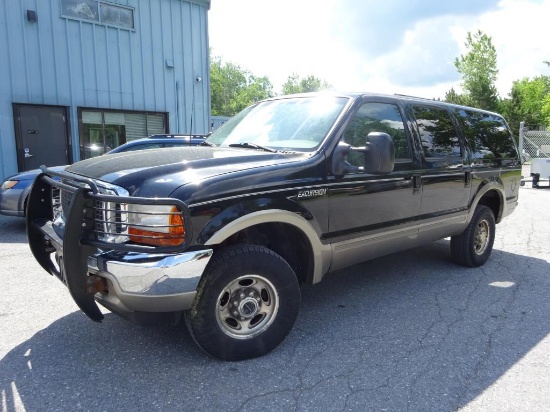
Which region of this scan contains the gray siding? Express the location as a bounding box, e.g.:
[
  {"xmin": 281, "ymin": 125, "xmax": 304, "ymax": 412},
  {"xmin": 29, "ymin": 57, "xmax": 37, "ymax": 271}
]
[
  {"xmin": 211, "ymin": 115, "xmax": 230, "ymax": 131},
  {"xmin": 0, "ymin": 0, "xmax": 210, "ymax": 181}
]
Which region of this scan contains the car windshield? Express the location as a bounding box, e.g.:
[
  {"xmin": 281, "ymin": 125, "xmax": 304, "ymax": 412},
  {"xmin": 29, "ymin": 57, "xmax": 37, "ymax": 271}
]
[{"xmin": 206, "ymin": 96, "xmax": 350, "ymax": 152}]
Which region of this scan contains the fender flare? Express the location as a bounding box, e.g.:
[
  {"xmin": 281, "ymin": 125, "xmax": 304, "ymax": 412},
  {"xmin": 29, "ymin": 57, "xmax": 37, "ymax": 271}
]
[
  {"xmin": 204, "ymin": 209, "xmax": 332, "ymax": 284},
  {"xmin": 468, "ymin": 181, "xmax": 506, "ymax": 223}
]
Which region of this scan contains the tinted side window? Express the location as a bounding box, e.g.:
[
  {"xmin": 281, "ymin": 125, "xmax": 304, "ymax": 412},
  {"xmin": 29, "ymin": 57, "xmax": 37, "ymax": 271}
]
[
  {"xmin": 453, "ymin": 109, "xmax": 518, "ymax": 159},
  {"xmin": 412, "ymin": 105, "xmax": 461, "ymax": 158},
  {"xmin": 343, "ymin": 102, "xmax": 409, "ymax": 166}
]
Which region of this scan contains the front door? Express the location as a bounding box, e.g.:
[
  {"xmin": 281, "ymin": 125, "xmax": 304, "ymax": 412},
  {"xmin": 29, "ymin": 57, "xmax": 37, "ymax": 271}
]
[
  {"xmin": 327, "ymin": 99, "xmax": 423, "ymax": 271},
  {"xmin": 13, "ymin": 104, "xmax": 71, "ymax": 171}
]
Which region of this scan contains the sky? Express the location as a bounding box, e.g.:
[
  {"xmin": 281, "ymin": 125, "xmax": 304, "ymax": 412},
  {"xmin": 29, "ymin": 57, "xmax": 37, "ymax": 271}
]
[{"xmin": 208, "ymin": 0, "xmax": 550, "ymax": 100}]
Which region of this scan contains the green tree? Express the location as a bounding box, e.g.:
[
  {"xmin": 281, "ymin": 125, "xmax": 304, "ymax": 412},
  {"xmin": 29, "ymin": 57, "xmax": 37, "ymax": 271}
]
[
  {"xmin": 454, "ymin": 30, "xmax": 499, "ymax": 112},
  {"xmin": 542, "ymin": 62, "xmax": 550, "ymax": 126},
  {"xmin": 210, "ymin": 55, "xmax": 273, "ymax": 116},
  {"xmin": 500, "ymin": 76, "xmax": 550, "ymax": 132},
  {"xmin": 541, "ymin": 94, "xmax": 550, "ymax": 127},
  {"xmin": 444, "ymin": 87, "xmax": 471, "ymax": 106},
  {"xmin": 281, "ymin": 73, "xmax": 332, "ymax": 95}
]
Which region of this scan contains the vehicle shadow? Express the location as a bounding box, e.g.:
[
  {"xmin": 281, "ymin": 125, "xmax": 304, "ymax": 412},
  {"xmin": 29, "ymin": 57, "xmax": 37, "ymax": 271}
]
[
  {"xmin": 1, "ymin": 241, "xmax": 549, "ymax": 411},
  {"xmin": 0, "ymin": 216, "xmax": 27, "ymax": 244}
]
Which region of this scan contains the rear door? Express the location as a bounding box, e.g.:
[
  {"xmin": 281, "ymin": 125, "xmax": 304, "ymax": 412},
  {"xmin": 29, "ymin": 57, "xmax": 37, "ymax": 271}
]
[
  {"xmin": 407, "ymin": 103, "xmax": 470, "ymax": 237},
  {"xmin": 14, "ymin": 104, "xmax": 71, "ymax": 171}
]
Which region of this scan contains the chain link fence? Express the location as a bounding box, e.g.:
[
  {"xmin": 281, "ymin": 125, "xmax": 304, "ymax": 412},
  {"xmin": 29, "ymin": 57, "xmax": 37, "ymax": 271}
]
[
  {"xmin": 519, "ymin": 122, "xmax": 550, "ymax": 160},
  {"xmin": 519, "ymin": 122, "xmax": 550, "ymax": 185}
]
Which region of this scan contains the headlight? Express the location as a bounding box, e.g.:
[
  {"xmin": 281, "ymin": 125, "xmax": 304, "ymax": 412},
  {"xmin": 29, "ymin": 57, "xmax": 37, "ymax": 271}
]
[
  {"xmin": 1, "ymin": 180, "xmax": 18, "ymax": 190},
  {"xmin": 127, "ymin": 204, "xmax": 186, "ymax": 247}
]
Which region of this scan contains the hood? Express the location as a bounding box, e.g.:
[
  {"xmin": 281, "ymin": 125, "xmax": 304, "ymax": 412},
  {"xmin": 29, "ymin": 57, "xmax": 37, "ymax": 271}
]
[{"xmin": 66, "ymin": 146, "xmax": 303, "ymax": 197}]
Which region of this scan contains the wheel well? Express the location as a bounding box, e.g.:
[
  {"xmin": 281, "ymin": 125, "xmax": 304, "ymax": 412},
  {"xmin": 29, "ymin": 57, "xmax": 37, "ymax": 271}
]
[
  {"xmin": 477, "ymin": 190, "xmax": 501, "ymax": 222},
  {"xmin": 220, "ymin": 222, "xmax": 314, "ymax": 284}
]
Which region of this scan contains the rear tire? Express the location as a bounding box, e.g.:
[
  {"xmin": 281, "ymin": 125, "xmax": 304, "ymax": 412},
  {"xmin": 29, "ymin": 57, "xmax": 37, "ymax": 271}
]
[
  {"xmin": 185, "ymin": 244, "xmax": 300, "ymax": 361},
  {"xmin": 450, "ymin": 205, "xmax": 495, "ymax": 267}
]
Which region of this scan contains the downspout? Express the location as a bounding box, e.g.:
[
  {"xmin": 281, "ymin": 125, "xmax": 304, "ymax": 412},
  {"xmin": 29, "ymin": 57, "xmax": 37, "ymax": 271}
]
[{"xmin": 176, "ymin": 81, "xmax": 181, "ymax": 134}]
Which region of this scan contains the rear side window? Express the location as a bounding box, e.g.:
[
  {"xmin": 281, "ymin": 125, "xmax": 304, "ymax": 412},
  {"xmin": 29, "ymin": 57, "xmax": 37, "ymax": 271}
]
[
  {"xmin": 411, "ymin": 105, "xmax": 462, "ymax": 158},
  {"xmin": 453, "ymin": 109, "xmax": 518, "ymax": 159}
]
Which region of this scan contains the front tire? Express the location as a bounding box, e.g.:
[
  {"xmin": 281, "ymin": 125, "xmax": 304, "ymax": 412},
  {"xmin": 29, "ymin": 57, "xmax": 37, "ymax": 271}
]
[
  {"xmin": 450, "ymin": 205, "xmax": 496, "ymax": 267},
  {"xmin": 185, "ymin": 244, "xmax": 300, "ymax": 361}
]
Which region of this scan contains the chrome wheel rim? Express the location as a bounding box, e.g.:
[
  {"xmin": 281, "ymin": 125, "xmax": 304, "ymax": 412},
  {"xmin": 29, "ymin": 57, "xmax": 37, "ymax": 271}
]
[
  {"xmin": 474, "ymin": 219, "xmax": 490, "ymax": 255},
  {"xmin": 216, "ymin": 275, "xmax": 279, "ymax": 339}
]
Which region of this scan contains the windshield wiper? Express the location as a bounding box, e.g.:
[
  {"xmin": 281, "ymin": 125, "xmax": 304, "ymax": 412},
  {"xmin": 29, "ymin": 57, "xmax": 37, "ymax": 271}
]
[
  {"xmin": 228, "ymin": 142, "xmax": 277, "ymax": 153},
  {"xmin": 201, "ymin": 140, "xmax": 216, "ymax": 146}
]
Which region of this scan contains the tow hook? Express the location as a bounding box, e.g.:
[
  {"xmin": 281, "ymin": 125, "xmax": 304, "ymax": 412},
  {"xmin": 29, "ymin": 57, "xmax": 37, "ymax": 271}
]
[
  {"xmin": 87, "ymin": 275, "xmax": 108, "ymax": 294},
  {"xmin": 44, "ymin": 239, "xmax": 55, "ymax": 253}
]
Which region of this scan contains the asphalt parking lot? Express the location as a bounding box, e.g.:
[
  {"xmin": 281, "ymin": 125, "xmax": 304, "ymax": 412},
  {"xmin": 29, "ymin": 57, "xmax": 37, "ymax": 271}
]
[{"xmin": 1, "ymin": 186, "xmax": 549, "ymax": 412}]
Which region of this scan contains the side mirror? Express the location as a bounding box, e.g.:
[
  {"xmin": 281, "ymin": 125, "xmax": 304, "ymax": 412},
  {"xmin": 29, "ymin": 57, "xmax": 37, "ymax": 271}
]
[
  {"xmin": 331, "ymin": 132, "xmax": 395, "ymax": 176},
  {"xmin": 363, "ymin": 132, "xmax": 395, "ymax": 174}
]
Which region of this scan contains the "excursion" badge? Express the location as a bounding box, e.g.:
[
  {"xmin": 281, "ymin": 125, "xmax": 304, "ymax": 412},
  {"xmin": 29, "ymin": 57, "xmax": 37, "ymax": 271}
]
[{"xmin": 297, "ymin": 188, "xmax": 327, "ymax": 199}]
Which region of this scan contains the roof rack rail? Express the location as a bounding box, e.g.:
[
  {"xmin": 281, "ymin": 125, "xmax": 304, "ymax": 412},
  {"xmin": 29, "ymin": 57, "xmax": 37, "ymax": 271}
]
[
  {"xmin": 148, "ymin": 134, "xmax": 207, "ymax": 139},
  {"xmin": 394, "ymin": 94, "xmax": 436, "ymax": 101}
]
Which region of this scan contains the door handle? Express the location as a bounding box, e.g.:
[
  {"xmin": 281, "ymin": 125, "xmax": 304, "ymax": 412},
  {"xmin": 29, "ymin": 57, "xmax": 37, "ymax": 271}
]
[
  {"xmin": 412, "ymin": 175, "xmax": 422, "ymax": 194},
  {"xmin": 464, "ymin": 171, "xmax": 472, "ymax": 188},
  {"xmin": 24, "ymin": 148, "xmax": 34, "ymax": 158}
]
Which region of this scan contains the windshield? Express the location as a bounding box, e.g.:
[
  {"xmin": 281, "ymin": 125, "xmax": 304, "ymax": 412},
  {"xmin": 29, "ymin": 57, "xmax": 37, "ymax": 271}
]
[{"xmin": 206, "ymin": 96, "xmax": 349, "ymax": 152}]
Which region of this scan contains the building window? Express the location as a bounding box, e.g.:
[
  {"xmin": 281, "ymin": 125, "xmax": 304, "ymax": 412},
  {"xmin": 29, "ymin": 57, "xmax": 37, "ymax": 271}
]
[
  {"xmin": 79, "ymin": 109, "xmax": 167, "ymax": 159},
  {"xmin": 61, "ymin": 0, "xmax": 134, "ymax": 30}
]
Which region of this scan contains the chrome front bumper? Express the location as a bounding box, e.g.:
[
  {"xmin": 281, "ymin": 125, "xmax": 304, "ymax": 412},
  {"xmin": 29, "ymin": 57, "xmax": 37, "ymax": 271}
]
[{"xmin": 88, "ymin": 249, "xmax": 213, "ymax": 314}]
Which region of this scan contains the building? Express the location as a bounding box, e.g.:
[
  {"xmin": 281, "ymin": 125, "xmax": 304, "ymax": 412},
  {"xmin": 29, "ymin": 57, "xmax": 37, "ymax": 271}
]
[{"xmin": 0, "ymin": 0, "xmax": 211, "ymax": 182}]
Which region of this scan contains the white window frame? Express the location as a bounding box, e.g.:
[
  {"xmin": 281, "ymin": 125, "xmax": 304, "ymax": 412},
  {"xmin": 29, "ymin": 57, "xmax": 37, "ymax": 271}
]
[{"xmin": 60, "ymin": 0, "xmax": 135, "ymax": 31}]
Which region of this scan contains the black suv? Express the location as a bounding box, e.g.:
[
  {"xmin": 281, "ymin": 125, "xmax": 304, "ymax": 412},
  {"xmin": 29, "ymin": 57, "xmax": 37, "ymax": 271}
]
[{"xmin": 27, "ymin": 93, "xmax": 521, "ymax": 360}]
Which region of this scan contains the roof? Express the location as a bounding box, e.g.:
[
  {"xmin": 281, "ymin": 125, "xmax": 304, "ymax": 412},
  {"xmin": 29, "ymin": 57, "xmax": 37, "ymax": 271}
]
[
  {"xmin": 265, "ymin": 91, "xmax": 502, "ymax": 117},
  {"xmin": 188, "ymin": 0, "xmax": 211, "ymax": 9}
]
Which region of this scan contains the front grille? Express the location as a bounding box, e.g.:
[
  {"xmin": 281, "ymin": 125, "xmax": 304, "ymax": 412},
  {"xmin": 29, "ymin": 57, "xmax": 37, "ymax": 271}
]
[
  {"xmin": 52, "ymin": 186, "xmax": 62, "ymax": 221},
  {"xmin": 45, "ymin": 170, "xmax": 189, "ymax": 252},
  {"xmin": 61, "ymin": 184, "xmax": 76, "ymax": 218},
  {"xmin": 52, "ymin": 178, "xmax": 130, "ymax": 243},
  {"xmin": 94, "ymin": 199, "xmax": 129, "ymax": 243}
]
